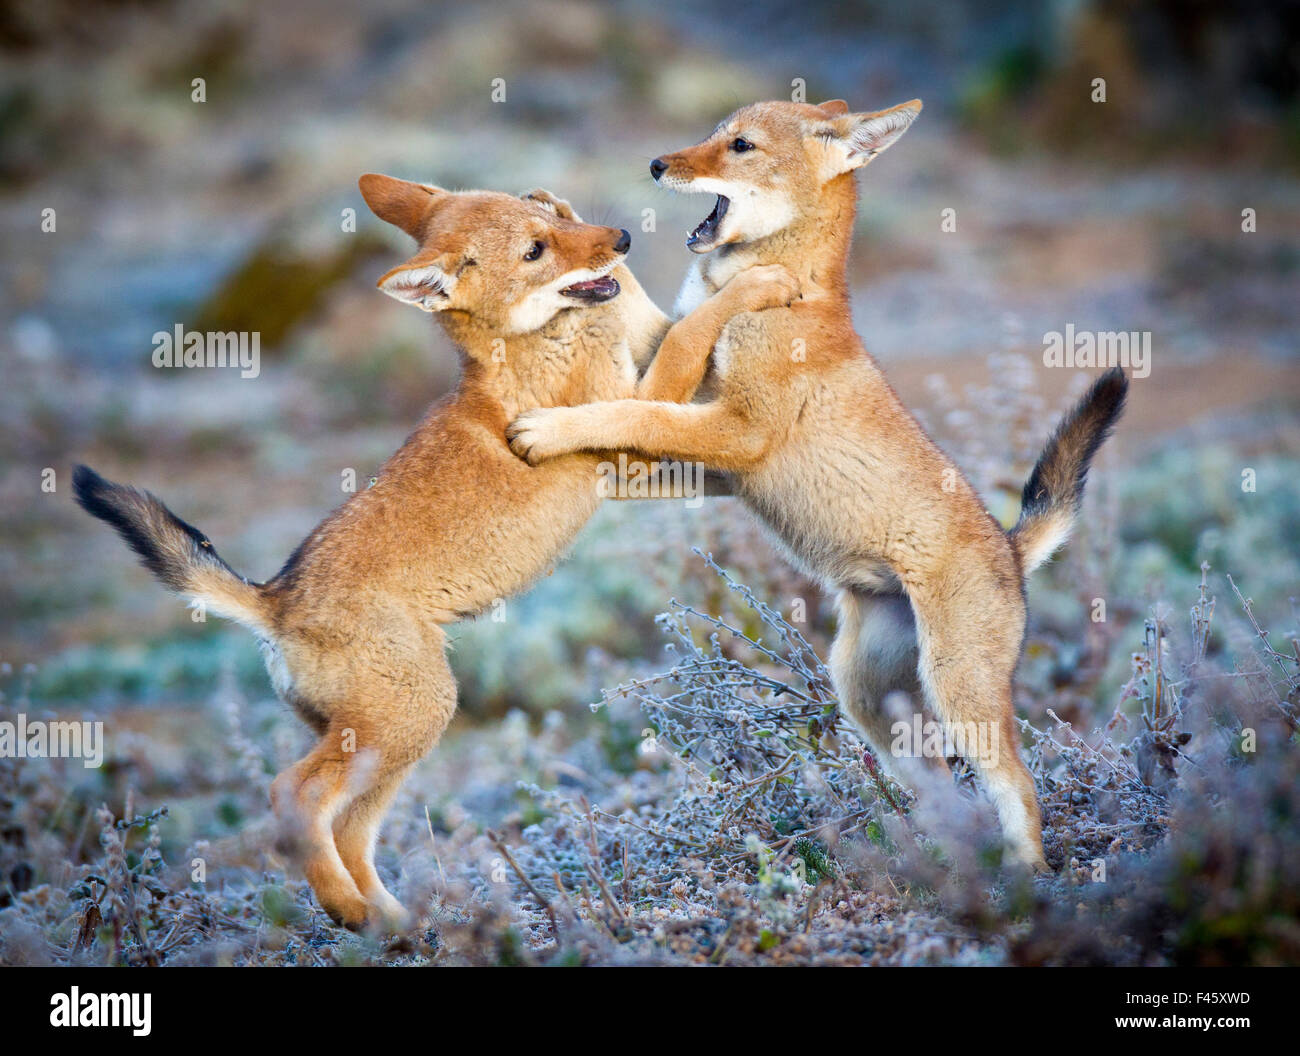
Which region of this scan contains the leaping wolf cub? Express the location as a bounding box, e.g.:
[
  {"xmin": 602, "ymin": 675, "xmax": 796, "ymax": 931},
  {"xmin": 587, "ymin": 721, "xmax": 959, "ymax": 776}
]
[
  {"xmin": 74, "ymin": 176, "xmax": 796, "ymax": 929},
  {"xmin": 507, "ymin": 99, "xmax": 1129, "ymax": 871}
]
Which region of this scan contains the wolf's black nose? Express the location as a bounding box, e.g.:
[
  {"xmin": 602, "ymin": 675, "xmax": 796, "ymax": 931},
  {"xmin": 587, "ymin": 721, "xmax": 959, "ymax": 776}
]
[
  {"xmin": 649, "ymin": 158, "xmax": 668, "ymax": 180},
  {"xmin": 613, "ymin": 228, "xmax": 632, "ymax": 254}
]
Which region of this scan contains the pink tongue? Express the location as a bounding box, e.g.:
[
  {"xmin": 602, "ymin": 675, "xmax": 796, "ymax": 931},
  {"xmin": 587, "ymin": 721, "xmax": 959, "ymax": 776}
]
[{"xmin": 566, "ymin": 276, "xmax": 615, "ymax": 293}]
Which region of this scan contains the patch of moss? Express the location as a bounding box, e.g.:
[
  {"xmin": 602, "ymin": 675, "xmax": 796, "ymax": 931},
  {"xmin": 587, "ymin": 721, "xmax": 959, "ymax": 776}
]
[{"xmin": 189, "ymin": 231, "xmax": 388, "ymax": 354}]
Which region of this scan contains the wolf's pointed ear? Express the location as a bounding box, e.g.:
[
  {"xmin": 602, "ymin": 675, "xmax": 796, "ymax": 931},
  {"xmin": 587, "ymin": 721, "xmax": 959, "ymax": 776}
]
[
  {"xmin": 359, "ymin": 173, "xmax": 446, "ymax": 239},
  {"xmin": 375, "ymin": 256, "xmax": 457, "ymax": 312},
  {"xmin": 821, "ymin": 99, "xmax": 921, "ymax": 175},
  {"xmin": 521, "ymin": 188, "xmax": 582, "ymax": 223},
  {"xmin": 817, "ymin": 99, "xmax": 850, "ymax": 116}
]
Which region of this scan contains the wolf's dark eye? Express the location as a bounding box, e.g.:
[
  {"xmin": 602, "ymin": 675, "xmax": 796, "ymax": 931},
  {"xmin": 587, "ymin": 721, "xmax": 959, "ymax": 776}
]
[
  {"xmin": 524, "ymin": 241, "xmax": 545, "ymax": 261},
  {"xmin": 730, "ymin": 137, "xmax": 755, "ymax": 153}
]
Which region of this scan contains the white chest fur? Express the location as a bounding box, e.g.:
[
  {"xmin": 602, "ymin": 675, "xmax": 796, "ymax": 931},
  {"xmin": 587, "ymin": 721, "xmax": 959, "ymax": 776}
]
[
  {"xmin": 674, "ymin": 250, "xmax": 756, "ymax": 316},
  {"xmin": 672, "ymin": 258, "xmax": 712, "ymax": 317}
]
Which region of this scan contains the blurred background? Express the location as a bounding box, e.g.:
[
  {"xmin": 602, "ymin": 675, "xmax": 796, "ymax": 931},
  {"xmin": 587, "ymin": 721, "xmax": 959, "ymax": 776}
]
[{"xmin": 1, "ymin": 0, "xmax": 1298, "ymax": 963}]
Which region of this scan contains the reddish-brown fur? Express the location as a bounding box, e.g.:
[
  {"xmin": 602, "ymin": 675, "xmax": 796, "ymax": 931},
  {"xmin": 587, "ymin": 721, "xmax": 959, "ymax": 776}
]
[
  {"xmin": 508, "ymin": 101, "xmax": 1127, "ymax": 870},
  {"xmin": 74, "ymin": 178, "xmax": 796, "ymax": 928}
]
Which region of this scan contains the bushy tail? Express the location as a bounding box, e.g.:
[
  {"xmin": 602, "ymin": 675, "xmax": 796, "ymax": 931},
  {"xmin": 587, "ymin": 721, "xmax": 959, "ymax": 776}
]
[
  {"xmin": 73, "ymin": 464, "xmax": 273, "ymax": 632},
  {"xmin": 1009, "ymin": 367, "xmax": 1128, "ymax": 575}
]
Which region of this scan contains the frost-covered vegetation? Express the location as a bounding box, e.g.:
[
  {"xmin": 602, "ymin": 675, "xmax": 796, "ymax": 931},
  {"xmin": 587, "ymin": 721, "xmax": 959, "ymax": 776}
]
[{"xmin": 3, "ymin": 491, "xmax": 1298, "ymax": 965}]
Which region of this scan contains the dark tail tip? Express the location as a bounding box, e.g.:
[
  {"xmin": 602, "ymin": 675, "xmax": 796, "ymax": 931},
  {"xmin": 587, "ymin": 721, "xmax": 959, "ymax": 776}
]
[
  {"xmin": 1090, "ymin": 365, "xmax": 1130, "ymax": 424},
  {"xmin": 72, "ymin": 463, "xmax": 116, "ymax": 519},
  {"xmin": 72, "ymin": 463, "xmax": 186, "ymax": 589},
  {"xmin": 1075, "ymin": 366, "xmax": 1129, "ymax": 491},
  {"xmin": 1019, "ymin": 367, "xmax": 1129, "ymax": 518}
]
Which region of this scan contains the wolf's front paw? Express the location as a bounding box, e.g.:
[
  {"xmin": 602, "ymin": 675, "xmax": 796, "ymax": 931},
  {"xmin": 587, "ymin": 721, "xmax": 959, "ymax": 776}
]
[
  {"xmin": 725, "ymin": 263, "xmax": 800, "ymax": 312},
  {"xmin": 506, "ymin": 408, "xmax": 570, "ymax": 465}
]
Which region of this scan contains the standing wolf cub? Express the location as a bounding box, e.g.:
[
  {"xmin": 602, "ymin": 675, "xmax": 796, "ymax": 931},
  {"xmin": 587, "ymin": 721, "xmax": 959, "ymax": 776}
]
[
  {"xmin": 74, "ymin": 176, "xmax": 796, "ymax": 929},
  {"xmin": 507, "ymin": 100, "xmax": 1128, "ymax": 870}
]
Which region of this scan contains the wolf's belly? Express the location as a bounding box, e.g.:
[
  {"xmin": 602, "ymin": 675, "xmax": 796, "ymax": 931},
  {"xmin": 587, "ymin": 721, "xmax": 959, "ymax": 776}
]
[{"xmin": 738, "ymin": 445, "xmax": 902, "ymax": 594}]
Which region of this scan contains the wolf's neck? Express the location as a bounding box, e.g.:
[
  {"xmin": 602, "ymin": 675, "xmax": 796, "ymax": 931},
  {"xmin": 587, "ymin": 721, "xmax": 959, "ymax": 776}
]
[
  {"xmin": 446, "ymin": 318, "xmax": 559, "ymax": 415},
  {"xmin": 446, "ymin": 282, "xmax": 664, "ymax": 419},
  {"xmin": 705, "ymin": 174, "xmax": 857, "ymax": 301}
]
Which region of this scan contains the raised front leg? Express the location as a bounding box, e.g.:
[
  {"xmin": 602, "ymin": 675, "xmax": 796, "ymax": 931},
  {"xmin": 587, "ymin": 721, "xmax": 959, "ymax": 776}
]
[
  {"xmin": 508, "ymin": 400, "xmax": 770, "ymax": 473},
  {"xmin": 637, "ymin": 264, "xmax": 799, "ymax": 403}
]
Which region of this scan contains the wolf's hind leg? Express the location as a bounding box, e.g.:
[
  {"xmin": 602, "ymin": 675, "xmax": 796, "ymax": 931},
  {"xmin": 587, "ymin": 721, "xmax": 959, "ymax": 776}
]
[
  {"xmin": 332, "ymin": 764, "xmax": 414, "ymax": 929},
  {"xmin": 270, "ymin": 730, "xmax": 370, "ymax": 929},
  {"xmin": 830, "ymin": 589, "xmax": 945, "ymax": 783},
  {"xmin": 909, "ymin": 582, "xmax": 1047, "ymax": 871},
  {"xmin": 330, "ymin": 660, "xmax": 456, "ymax": 930}
]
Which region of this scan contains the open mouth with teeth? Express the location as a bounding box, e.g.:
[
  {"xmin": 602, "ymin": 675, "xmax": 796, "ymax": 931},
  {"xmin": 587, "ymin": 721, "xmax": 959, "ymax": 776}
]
[
  {"xmin": 560, "ymin": 274, "xmax": 620, "ymax": 303},
  {"xmin": 687, "ymin": 195, "xmax": 729, "ymax": 250}
]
